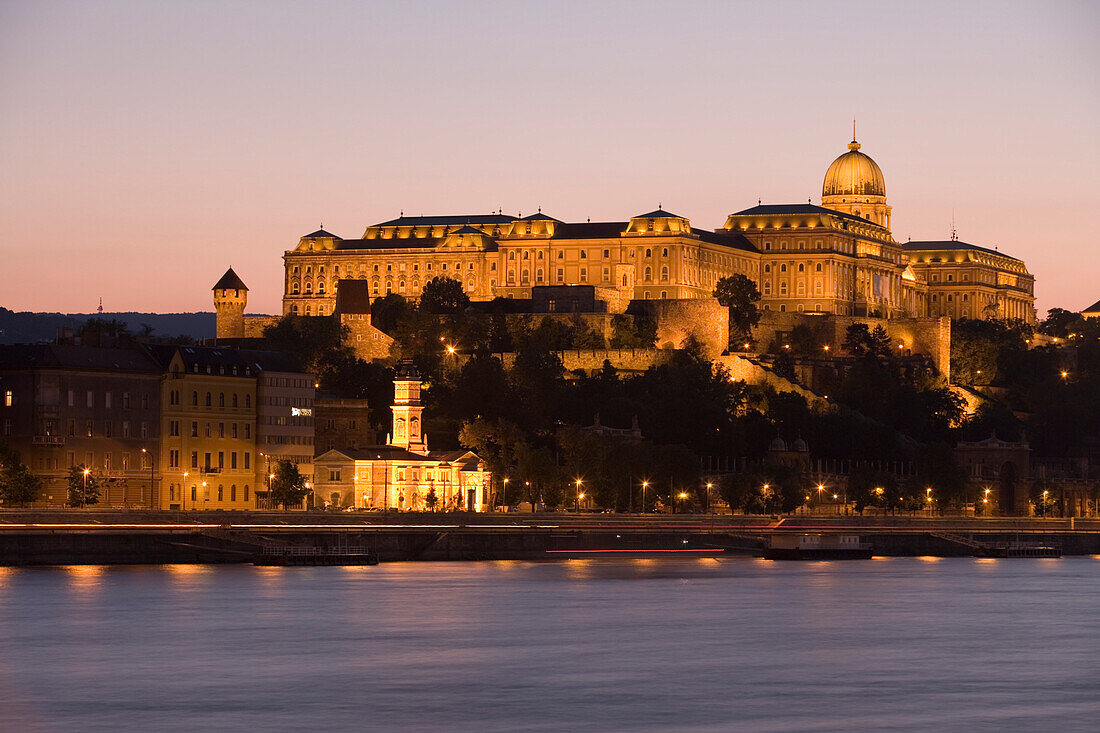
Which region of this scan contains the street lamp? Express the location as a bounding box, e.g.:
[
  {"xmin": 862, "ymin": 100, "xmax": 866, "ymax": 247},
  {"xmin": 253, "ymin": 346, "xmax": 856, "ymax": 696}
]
[
  {"xmin": 678, "ymin": 491, "xmax": 688, "ymax": 513},
  {"xmin": 182, "ymin": 472, "xmax": 189, "ymax": 511},
  {"xmin": 641, "ymin": 480, "xmax": 649, "ymax": 514},
  {"xmin": 82, "ymin": 468, "xmax": 90, "ymax": 508},
  {"xmin": 502, "ymin": 477, "xmax": 509, "ymax": 512},
  {"xmin": 575, "ymin": 479, "xmax": 582, "ymax": 513},
  {"xmin": 705, "ymin": 482, "xmax": 713, "ymax": 514},
  {"xmin": 141, "ymin": 447, "xmax": 155, "ymax": 510}
]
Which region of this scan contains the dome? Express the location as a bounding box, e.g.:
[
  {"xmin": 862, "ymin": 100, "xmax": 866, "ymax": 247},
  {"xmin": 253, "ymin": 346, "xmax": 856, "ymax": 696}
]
[
  {"xmin": 767, "ymin": 436, "xmax": 788, "ymax": 452},
  {"xmin": 822, "ymin": 139, "xmax": 886, "ymax": 198},
  {"xmin": 791, "ymin": 437, "xmax": 809, "ymax": 452}
]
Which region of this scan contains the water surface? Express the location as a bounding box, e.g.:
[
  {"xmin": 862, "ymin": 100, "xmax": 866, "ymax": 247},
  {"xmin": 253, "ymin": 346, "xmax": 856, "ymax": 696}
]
[{"xmin": 1, "ymin": 558, "xmax": 1097, "ymax": 732}]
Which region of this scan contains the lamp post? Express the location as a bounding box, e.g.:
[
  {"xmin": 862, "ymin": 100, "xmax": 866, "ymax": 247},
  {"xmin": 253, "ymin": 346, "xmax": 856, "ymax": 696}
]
[
  {"xmin": 575, "ymin": 479, "xmax": 582, "ymax": 513},
  {"xmin": 182, "ymin": 471, "xmax": 189, "ymax": 511},
  {"xmin": 641, "ymin": 480, "xmax": 649, "ymax": 514},
  {"xmin": 926, "ymin": 487, "xmax": 933, "ymax": 516},
  {"xmin": 141, "ymin": 447, "xmax": 155, "ymax": 510},
  {"xmin": 82, "ymin": 468, "xmax": 90, "ymax": 508},
  {"xmin": 502, "ymin": 477, "xmax": 509, "ymax": 512},
  {"xmin": 678, "ymin": 492, "xmax": 688, "ymax": 514},
  {"xmin": 705, "ymin": 483, "xmax": 713, "ymax": 514},
  {"xmin": 817, "ymin": 484, "xmax": 825, "ymax": 514},
  {"xmin": 833, "ymin": 494, "xmax": 839, "ymax": 515}
]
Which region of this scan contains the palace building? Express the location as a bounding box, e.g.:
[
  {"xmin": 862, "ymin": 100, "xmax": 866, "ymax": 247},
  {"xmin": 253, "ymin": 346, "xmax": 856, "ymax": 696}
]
[{"xmin": 271, "ymin": 134, "xmax": 1035, "ymax": 326}]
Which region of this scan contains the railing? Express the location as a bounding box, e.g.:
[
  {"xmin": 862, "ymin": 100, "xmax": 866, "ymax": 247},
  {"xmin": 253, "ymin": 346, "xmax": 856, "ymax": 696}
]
[
  {"xmin": 201, "ymin": 467, "xmax": 222, "ymax": 474},
  {"xmin": 261, "ymin": 546, "xmax": 372, "ymax": 556},
  {"xmin": 32, "ymin": 435, "xmax": 64, "ymax": 446}
]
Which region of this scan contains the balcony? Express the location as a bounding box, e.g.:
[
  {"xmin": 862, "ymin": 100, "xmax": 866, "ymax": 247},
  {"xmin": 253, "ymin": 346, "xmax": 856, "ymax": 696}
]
[
  {"xmin": 32, "ymin": 435, "xmax": 64, "ymax": 446},
  {"xmin": 200, "ymin": 467, "xmax": 222, "ymax": 474}
]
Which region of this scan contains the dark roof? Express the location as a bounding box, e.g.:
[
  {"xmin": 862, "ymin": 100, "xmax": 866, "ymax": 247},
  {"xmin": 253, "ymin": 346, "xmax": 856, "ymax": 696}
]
[
  {"xmin": 1083, "ymin": 299, "xmax": 1100, "ymax": 314},
  {"xmin": 520, "ymin": 212, "xmax": 561, "ymax": 222},
  {"xmin": 452, "ymin": 225, "xmax": 488, "ymax": 235},
  {"xmin": 334, "ymin": 279, "xmax": 373, "ymax": 315},
  {"xmin": 235, "ymin": 349, "xmax": 305, "ymax": 374},
  {"xmin": 730, "ymin": 203, "xmax": 879, "ymax": 227},
  {"xmin": 336, "ymin": 237, "xmax": 443, "ymax": 250},
  {"xmin": 551, "ymin": 221, "xmax": 628, "ymax": 239},
  {"xmin": 144, "ymin": 344, "xmax": 253, "ymax": 375},
  {"xmin": 635, "ymin": 208, "xmax": 682, "ymax": 219},
  {"xmin": 302, "ymin": 229, "xmax": 339, "ymax": 239},
  {"xmin": 0, "ymin": 344, "xmax": 160, "ymax": 372},
  {"xmin": 903, "ymin": 240, "xmax": 1022, "ymax": 262},
  {"xmin": 323, "ymin": 446, "xmax": 481, "ymax": 465},
  {"xmin": 374, "ymin": 214, "xmax": 514, "ymax": 227},
  {"xmin": 693, "ymin": 228, "xmax": 759, "ymax": 253},
  {"xmin": 212, "ymin": 267, "xmax": 248, "ymax": 291}
]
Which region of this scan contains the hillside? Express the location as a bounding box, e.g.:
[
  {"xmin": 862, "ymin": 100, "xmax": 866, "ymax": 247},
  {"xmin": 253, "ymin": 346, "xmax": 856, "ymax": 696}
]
[{"xmin": 0, "ymin": 308, "xmax": 219, "ymax": 344}]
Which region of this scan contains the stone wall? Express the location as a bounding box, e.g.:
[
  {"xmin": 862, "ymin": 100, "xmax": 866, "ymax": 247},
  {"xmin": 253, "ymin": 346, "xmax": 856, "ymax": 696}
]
[
  {"xmin": 242, "ymin": 315, "xmax": 279, "ymax": 339},
  {"xmin": 628, "ymin": 298, "xmax": 729, "ymax": 358},
  {"xmin": 341, "ymin": 313, "xmax": 394, "ymax": 361},
  {"xmin": 752, "ymin": 311, "xmax": 951, "ymax": 379}
]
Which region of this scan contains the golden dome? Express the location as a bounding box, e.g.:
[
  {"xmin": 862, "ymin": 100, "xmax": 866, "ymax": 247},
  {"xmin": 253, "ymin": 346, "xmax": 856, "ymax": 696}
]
[{"xmin": 822, "ymin": 139, "xmax": 886, "ymax": 198}]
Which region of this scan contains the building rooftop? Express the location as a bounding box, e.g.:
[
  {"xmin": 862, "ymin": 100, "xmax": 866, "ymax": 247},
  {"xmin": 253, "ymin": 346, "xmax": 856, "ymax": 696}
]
[
  {"xmin": 0, "ymin": 344, "xmax": 161, "ymax": 372},
  {"xmin": 729, "ymin": 203, "xmax": 879, "ymax": 227},
  {"xmin": 212, "ymin": 267, "xmax": 248, "ymax": 291},
  {"xmin": 903, "ymin": 240, "xmax": 1023, "ymax": 263},
  {"xmin": 374, "ymin": 214, "xmax": 515, "ymax": 227}
]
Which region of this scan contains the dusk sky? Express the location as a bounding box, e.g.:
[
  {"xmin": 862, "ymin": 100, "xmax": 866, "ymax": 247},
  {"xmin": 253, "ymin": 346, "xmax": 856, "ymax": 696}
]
[{"xmin": 1, "ymin": 0, "xmax": 1097, "ymax": 316}]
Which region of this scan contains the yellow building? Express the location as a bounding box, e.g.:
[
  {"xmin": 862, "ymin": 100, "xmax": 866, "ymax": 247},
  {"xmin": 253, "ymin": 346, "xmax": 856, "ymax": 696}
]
[
  {"xmin": 279, "ymin": 134, "xmax": 1035, "ymax": 325},
  {"xmin": 149, "ymin": 345, "xmax": 259, "ymax": 510},
  {"xmin": 313, "ymin": 366, "xmax": 490, "ymax": 511}
]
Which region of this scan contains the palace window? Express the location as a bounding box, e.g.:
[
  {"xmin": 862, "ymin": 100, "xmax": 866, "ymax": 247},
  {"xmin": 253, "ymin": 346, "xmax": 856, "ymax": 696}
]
[
  {"xmin": 798, "ymin": 263, "xmax": 805, "ymax": 272},
  {"xmin": 537, "ymin": 251, "xmax": 543, "ymax": 260},
  {"xmin": 579, "ymin": 268, "xmax": 587, "ymax": 282},
  {"xmin": 660, "ymin": 266, "xmax": 669, "ymax": 282},
  {"xmin": 580, "ymin": 250, "xmax": 587, "ymax": 259},
  {"xmin": 815, "ymin": 263, "xmax": 822, "ymax": 272},
  {"xmin": 644, "ymin": 266, "xmax": 652, "ymax": 282},
  {"xmin": 557, "ymin": 268, "xmax": 564, "ymax": 282},
  {"xmin": 764, "ymin": 264, "xmax": 771, "ymax": 273},
  {"xmin": 780, "ymin": 264, "xmax": 787, "ymax": 273},
  {"xmin": 645, "ymin": 249, "xmax": 652, "ymax": 257},
  {"xmin": 662, "ymin": 248, "xmax": 668, "ymax": 257}
]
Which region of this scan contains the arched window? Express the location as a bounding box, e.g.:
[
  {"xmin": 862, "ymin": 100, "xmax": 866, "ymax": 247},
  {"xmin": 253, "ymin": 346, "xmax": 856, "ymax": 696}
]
[
  {"xmin": 292, "ymin": 283, "xmax": 299, "ymax": 294},
  {"xmin": 645, "ymin": 248, "xmax": 652, "ymax": 258},
  {"xmin": 537, "ymin": 251, "xmax": 543, "ymax": 260},
  {"xmin": 509, "ymin": 251, "xmax": 516, "ymax": 260},
  {"xmin": 218, "ymin": 393, "xmax": 225, "ymax": 407},
  {"xmin": 232, "ymin": 394, "xmax": 238, "ymax": 408},
  {"xmin": 245, "ymin": 395, "xmax": 251, "ymax": 408},
  {"xmin": 815, "ymin": 263, "xmax": 822, "ymax": 272},
  {"xmin": 318, "ymin": 281, "xmax": 325, "ymax": 294},
  {"xmin": 191, "ymin": 392, "xmax": 198, "ymax": 406},
  {"xmin": 660, "ymin": 266, "xmax": 669, "ymax": 282},
  {"xmin": 536, "ymin": 269, "xmax": 543, "ymax": 283},
  {"xmin": 798, "ymin": 263, "xmax": 805, "ymax": 273},
  {"xmin": 764, "ymin": 264, "xmax": 771, "ymax": 273},
  {"xmin": 305, "ymin": 282, "xmax": 312, "ymax": 294},
  {"xmin": 523, "ymin": 251, "xmax": 530, "ymax": 260},
  {"xmin": 205, "ymin": 392, "xmax": 212, "ymax": 407},
  {"xmin": 521, "ymin": 269, "xmax": 530, "ymax": 284},
  {"xmin": 780, "ymin": 264, "xmax": 787, "ymax": 273},
  {"xmin": 410, "ymin": 416, "xmax": 419, "ymax": 437},
  {"xmin": 644, "ymin": 266, "xmax": 652, "ymax": 282},
  {"xmin": 396, "ymin": 417, "xmax": 406, "ymax": 437},
  {"xmin": 291, "ymin": 305, "xmax": 298, "ymax": 314}
]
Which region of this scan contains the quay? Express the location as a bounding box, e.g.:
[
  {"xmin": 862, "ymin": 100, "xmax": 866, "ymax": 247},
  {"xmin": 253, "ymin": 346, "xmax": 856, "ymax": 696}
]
[{"xmin": 1, "ymin": 511, "xmax": 1098, "ymax": 565}]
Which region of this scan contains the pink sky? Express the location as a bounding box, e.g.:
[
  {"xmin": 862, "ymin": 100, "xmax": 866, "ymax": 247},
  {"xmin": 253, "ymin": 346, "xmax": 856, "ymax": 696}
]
[{"xmin": 1, "ymin": 0, "xmax": 1097, "ymax": 317}]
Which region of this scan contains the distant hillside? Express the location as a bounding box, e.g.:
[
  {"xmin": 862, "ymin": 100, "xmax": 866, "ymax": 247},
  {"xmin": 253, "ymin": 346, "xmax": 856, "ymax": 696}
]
[{"xmin": 0, "ymin": 308, "xmax": 224, "ymax": 344}]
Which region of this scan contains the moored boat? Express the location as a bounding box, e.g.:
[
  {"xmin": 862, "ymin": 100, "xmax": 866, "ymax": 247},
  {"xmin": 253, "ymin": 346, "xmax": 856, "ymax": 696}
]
[{"xmin": 763, "ymin": 533, "xmax": 872, "ymax": 560}]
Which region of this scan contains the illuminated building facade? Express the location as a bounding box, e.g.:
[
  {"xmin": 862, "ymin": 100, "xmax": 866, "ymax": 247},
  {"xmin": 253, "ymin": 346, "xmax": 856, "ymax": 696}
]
[
  {"xmin": 278, "ymin": 136, "xmax": 1035, "ymax": 324},
  {"xmin": 313, "ymin": 365, "xmax": 490, "ymax": 511}
]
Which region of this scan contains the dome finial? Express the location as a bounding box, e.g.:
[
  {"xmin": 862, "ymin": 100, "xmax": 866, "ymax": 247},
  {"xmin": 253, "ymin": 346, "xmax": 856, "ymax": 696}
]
[{"xmin": 848, "ymin": 119, "xmax": 860, "ymax": 150}]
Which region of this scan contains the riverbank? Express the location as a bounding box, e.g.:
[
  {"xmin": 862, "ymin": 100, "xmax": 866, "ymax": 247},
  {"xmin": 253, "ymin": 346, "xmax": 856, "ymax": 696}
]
[{"xmin": 1, "ymin": 510, "xmax": 1097, "ymax": 564}]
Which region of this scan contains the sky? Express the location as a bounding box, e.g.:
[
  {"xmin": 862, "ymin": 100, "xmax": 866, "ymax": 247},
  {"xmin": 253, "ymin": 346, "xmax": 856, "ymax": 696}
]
[{"xmin": 1, "ymin": 0, "xmax": 1097, "ymax": 316}]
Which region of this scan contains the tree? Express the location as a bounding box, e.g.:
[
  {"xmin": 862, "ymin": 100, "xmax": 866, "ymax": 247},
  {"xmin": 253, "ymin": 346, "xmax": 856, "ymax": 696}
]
[
  {"xmin": 269, "ymin": 459, "xmax": 309, "ymax": 509},
  {"xmin": 419, "ymin": 276, "xmax": 470, "ymax": 314},
  {"xmin": 371, "ymin": 293, "xmax": 414, "ymax": 335},
  {"xmin": 718, "ymin": 463, "xmax": 804, "ymax": 515},
  {"xmin": 67, "ymin": 466, "xmax": 100, "ymax": 507},
  {"xmin": 0, "ymin": 445, "xmax": 42, "ymax": 507},
  {"xmin": 425, "ymin": 486, "xmax": 439, "ymax": 512},
  {"xmin": 844, "ymin": 323, "xmax": 892, "ymax": 359},
  {"xmin": 1038, "ymin": 308, "xmax": 1082, "ymax": 339},
  {"xmin": 713, "ymin": 274, "xmax": 761, "ymax": 345},
  {"xmin": 262, "ymin": 314, "xmax": 351, "ymax": 371}
]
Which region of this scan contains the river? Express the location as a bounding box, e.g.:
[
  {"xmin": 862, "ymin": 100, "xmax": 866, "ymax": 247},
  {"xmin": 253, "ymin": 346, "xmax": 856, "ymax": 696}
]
[{"xmin": 0, "ymin": 557, "xmax": 1097, "ymax": 732}]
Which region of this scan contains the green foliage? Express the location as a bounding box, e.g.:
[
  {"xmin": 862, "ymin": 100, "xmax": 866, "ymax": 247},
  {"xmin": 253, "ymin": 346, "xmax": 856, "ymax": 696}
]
[
  {"xmin": 425, "ymin": 486, "xmax": 439, "ymax": 511},
  {"xmin": 67, "ymin": 466, "xmax": 100, "ymax": 507},
  {"xmin": 950, "ymin": 318, "xmax": 1034, "ymax": 386},
  {"xmin": 1030, "ymin": 481, "xmax": 1056, "ymax": 517},
  {"xmin": 718, "ymin": 462, "xmax": 804, "ymax": 514},
  {"xmin": 847, "ymin": 466, "xmax": 900, "ymax": 514},
  {"xmin": 370, "ymin": 293, "xmax": 414, "ymax": 335},
  {"xmin": 609, "ymin": 314, "xmax": 657, "ymax": 349},
  {"xmin": 0, "ymin": 444, "xmax": 42, "ymax": 507},
  {"xmin": 713, "ymin": 274, "xmax": 761, "ymax": 344},
  {"xmin": 1038, "ymin": 308, "xmax": 1082, "ymax": 339},
  {"xmin": 912, "ymin": 443, "xmax": 969, "ymax": 508},
  {"xmin": 269, "ymin": 459, "xmax": 309, "ymax": 509},
  {"xmin": 843, "ymin": 323, "xmax": 892, "ymax": 359},
  {"xmin": 262, "ymin": 314, "xmax": 350, "ymax": 371},
  {"xmin": 419, "ymin": 277, "xmax": 470, "ymax": 314}
]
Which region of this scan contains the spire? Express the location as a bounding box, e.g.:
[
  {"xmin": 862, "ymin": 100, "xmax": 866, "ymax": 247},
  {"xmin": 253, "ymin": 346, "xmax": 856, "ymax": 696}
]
[{"xmin": 848, "ymin": 120, "xmax": 860, "ymax": 151}]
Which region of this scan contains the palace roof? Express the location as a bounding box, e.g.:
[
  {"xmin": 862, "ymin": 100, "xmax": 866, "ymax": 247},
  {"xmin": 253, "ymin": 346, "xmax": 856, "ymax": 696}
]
[
  {"xmin": 374, "ymin": 214, "xmax": 515, "ymax": 227},
  {"xmin": 302, "ymin": 229, "xmax": 339, "ymax": 239},
  {"xmin": 903, "ymin": 240, "xmax": 1023, "ymax": 262},
  {"xmin": 730, "ymin": 203, "xmax": 879, "ymax": 227},
  {"xmin": 1083, "ymin": 298, "xmax": 1100, "ymax": 315}
]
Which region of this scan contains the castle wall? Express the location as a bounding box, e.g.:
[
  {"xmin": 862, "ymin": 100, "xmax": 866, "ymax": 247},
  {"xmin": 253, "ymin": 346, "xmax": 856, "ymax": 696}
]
[
  {"xmin": 752, "ymin": 311, "xmax": 951, "ymax": 379},
  {"xmin": 341, "ymin": 313, "xmax": 395, "ymax": 361},
  {"xmin": 242, "ymin": 315, "xmax": 279, "ymax": 339},
  {"xmin": 628, "ymin": 299, "xmax": 729, "ymax": 358}
]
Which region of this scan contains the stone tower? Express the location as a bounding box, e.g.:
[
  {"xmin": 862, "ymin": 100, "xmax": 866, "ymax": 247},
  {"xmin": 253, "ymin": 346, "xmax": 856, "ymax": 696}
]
[
  {"xmin": 212, "ymin": 267, "xmax": 248, "ymax": 339},
  {"xmin": 390, "ymin": 362, "xmax": 428, "ymax": 455}
]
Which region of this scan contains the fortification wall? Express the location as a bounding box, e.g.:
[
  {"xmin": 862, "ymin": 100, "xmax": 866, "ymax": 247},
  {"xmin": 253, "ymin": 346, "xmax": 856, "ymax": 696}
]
[
  {"xmin": 753, "ymin": 312, "xmax": 951, "ymax": 379},
  {"xmin": 714, "ymin": 354, "xmax": 827, "ymax": 404},
  {"xmin": 629, "ymin": 299, "xmax": 729, "ymax": 358},
  {"xmin": 242, "ymin": 315, "xmax": 279, "ymax": 338},
  {"xmin": 341, "ymin": 313, "xmax": 395, "ymax": 361}
]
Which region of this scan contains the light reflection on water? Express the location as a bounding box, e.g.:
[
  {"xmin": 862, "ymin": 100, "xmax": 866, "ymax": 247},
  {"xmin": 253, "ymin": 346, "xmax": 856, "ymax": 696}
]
[{"xmin": 0, "ymin": 558, "xmax": 1098, "ymax": 733}]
